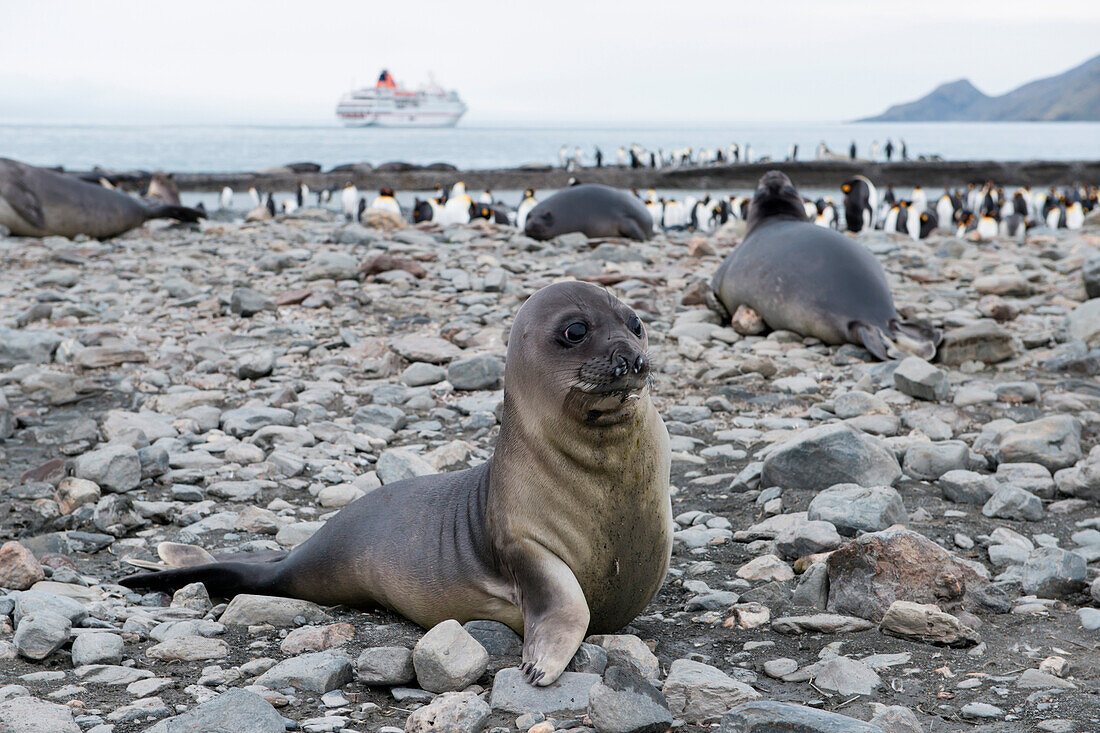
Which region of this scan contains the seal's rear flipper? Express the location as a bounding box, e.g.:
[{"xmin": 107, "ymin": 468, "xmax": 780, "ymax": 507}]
[
  {"xmin": 853, "ymin": 320, "xmax": 939, "ymax": 361},
  {"xmin": 703, "ymin": 288, "xmax": 732, "ymax": 324},
  {"xmin": 119, "ymin": 560, "xmax": 282, "ymax": 598},
  {"xmin": 852, "ymin": 322, "xmax": 892, "ymax": 360},
  {"xmin": 147, "ymin": 204, "xmax": 204, "ymax": 223},
  {"xmin": 890, "ymin": 320, "xmax": 940, "ymax": 360}
]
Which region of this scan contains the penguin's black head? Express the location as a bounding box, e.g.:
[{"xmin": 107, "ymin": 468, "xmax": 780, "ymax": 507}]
[
  {"xmin": 747, "ymin": 170, "xmax": 807, "ymax": 233},
  {"xmin": 413, "ymin": 198, "xmax": 433, "ymax": 223},
  {"xmin": 380, "ymin": 187, "xmax": 394, "ymax": 197},
  {"xmin": 919, "ymin": 211, "xmax": 938, "ymax": 238}
]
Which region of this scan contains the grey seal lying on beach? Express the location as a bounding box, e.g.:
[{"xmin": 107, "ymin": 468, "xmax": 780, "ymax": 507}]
[
  {"xmin": 709, "ymin": 171, "xmax": 939, "ymax": 360},
  {"xmin": 0, "ymin": 157, "xmax": 202, "ymax": 239},
  {"xmin": 524, "ymin": 184, "xmax": 654, "ymax": 241},
  {"xmin": 121, "ymin": 281, "xmax": 673, "ymax": 687}
]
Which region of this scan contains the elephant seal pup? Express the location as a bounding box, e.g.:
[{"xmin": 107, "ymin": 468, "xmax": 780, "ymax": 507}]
[
  {"xmin": 524, "ymin": 184, "xmax": 654, "ymax": 241},
  {"xmin": 710, "ymin": 171, "xmax": 939, "ymax": 360},
  {"xmin": 0, "ymin": 157, "xmax": 202, "ymax": 239},
  {"xmin": 122, "ymin": 281, "xmax": 672, "ymax": 686}
]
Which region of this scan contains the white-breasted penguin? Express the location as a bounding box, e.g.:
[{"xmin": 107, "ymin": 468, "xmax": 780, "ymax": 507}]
[
  {"xmin": 1065, "ymin": 201, "xmax": 1084, "ymax": 230},
  {"xmin": 935, "ymin": 190, "xmax": 955, "ymax": 226},
  {"xmin": 976, "ymin": 213, "xmax": 999, "ymax": 241},
  {"xmin": 370, "ymin": 188, "xmax": 402, "ymax": 216},
  {"xmin": 439, "ymin": 182, "xmax": 472, "ymax": 225},
  {"xmin": 515, "ymin": 188, "xmax": 538, "ymax": 231},
  {"xmin": 341, "ymin": 182, "xmax": 359, "ymax": 221}
]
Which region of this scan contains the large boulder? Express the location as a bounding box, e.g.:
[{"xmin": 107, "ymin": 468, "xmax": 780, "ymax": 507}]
[
  {"xmin": 991, "ymin": 416, "xmax": 1082, "ymax": 472},
  {"xmin": 0, "ymin": 696, "xmax": 80, "ymax": 733},
  {"xmin": 760, "ymin": 424, "xmax": 901, "ymax": 491},
  {"xmin": 826, "ymin": 526, "xmax": 982, "ymax": 622},
  {"xmin": 1065, "ymin": 300, "xmax": 1100, "ymax": 347},
  {"xmin": 412, "ymin": 620, "xmax": 489, "ymax": 693},
  {"xmin": 587, "ymin": 666, "xmax": 673, "ymax": 733},
  {"xmin": 490, "ymin": 667, "xmax": 601, "ymax": 715},
  {"xmin": 0, "ymin": 328, "xmax": 62, "ymax": 367},
  {"xmin": 144, "ymin": 688, "xmax": 284, "ymax": 733},
  {"xmin": 405, "ymin": 691, "xmax": 490, "ymax": 733},
  {"xmin": 72, "ymin": 444, "xmax": 142, "ymax": 493},
  {"xmin": 661, "ymin": 659, "xmax": 760, "ymax": 724},
  {"xmin": 879, "ymin": 600, "xmax": 980, "ymax": 647},
  {"xmin": 807, "ymin": 484, "xmax": 907, "ymax": 536},
  {"xmin": 720, "ymin": 701, "xmax": 886, "ymax": 733},
  {"xmin": 219, "ymin": 594, "xmax": 330, "ymax": 627},
  {"xmin": 1016, "ymin": 547, "xmax": 1087, "ymax": 598},
  {"xmin": 0, "ymin": 541, "xmax": 45, "ymax": 590},
  {"xmin": 253, "ymin": 651, "xmax": 353, "ymax": 693},
  {"xmin": 0, "ymin": 391, "xmax": 14, "ymax": 439},
  {"xmin": 937, "ymin": 321, "xmax": 1017, "ymax": 365}
]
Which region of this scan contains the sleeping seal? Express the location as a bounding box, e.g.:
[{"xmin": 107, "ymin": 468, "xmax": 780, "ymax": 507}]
[
  {"xmin": 710, "ymin": 171, "xmax": 939, "ymax": 360},
  {"xmin": 524, "ymin": 184, "xmax": 653, "ymax": 241},
  {"xmin": 0, "ymin": 158, "xmax": 202, "ymax": 239},
  {"xmin": 121, "ymin": 281, "xmax": 672, "ymax": 687}
]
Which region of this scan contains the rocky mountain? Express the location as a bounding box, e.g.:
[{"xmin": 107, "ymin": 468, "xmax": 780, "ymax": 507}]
[{"xmin": 861, "ymin": 53, "xmax": 1100, "ymax": 121}]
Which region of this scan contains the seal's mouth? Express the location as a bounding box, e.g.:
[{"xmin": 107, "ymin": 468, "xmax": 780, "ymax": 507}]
[
  {"xmin": 566, "ymin": 348, "xmax": 651, "ymax": 414},
  {"xmin": 572, "ymin": 370, "xmax": 651, "ymax": 402}
]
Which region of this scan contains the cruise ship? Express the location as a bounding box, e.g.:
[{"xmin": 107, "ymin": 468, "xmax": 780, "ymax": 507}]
[{"xmin": 336, "ymin": 70, "xmax": 467, "ymax": 128}]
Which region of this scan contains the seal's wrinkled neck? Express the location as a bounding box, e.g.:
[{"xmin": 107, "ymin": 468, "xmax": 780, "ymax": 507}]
[{"xmin": 493, "ymin": 385, "xmax": 657, "ymax": 488}]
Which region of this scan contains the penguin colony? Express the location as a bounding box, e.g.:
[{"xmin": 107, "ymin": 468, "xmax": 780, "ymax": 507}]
[
  {"xmin": 209, "ymin": 176, "xmax": 1096, "ymax": 241},
  {"xmin": 556, "ymin": 137, "xmax": 935, "ymax": 170},
  {"xmin": 841, "ymin": 178, "xmax": 1097, "ymax": 243},
  {"xmin": 48, "ymin": 158, "xmax": 1095, "ymax": 242}
]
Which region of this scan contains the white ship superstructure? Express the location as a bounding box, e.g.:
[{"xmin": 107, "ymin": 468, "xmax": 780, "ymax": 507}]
[{"xmin": 336, "ymin": 70, "xmax": 467, "ymax": 128}]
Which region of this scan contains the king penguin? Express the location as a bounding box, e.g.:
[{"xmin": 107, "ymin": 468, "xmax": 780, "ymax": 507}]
[
  {"xmin": 515, "ymin": 188, "xmax": 538, "ymax": 231},
  {"xmin": 341, "ymin": 182, "xmax": 359, "ymax": 221},
  {"xmin": 370, "ymin": 187, "xmax": 402, "ymax": 217}
]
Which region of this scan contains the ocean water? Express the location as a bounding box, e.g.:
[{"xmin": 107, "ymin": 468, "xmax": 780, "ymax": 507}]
[{"xmin": 3, "ymin": 121, "xmax": 1100, "ymax": 173}]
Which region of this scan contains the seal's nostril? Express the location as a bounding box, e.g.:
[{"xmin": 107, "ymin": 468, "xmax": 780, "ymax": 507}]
[
  {"xmin": 613, "ymin": 355, "xmax": 629, "ymax": 377},
  {"xmin": 632, "ymin": 355, "xmax": 647, "ymax": 373}
]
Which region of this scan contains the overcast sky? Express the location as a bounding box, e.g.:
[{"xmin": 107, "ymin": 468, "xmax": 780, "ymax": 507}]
[{"xmin": 2, "ymin": 0, "xmax": 1099, "ymax": 125}]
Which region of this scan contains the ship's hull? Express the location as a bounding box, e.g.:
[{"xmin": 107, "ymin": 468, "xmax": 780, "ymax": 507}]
[{"xmin": 337, "ymin": 111, "xmax": 464, "ymax": 128}]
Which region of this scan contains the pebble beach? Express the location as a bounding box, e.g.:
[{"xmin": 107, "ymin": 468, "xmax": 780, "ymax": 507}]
[{"xmin": 0, "ymin": 196, "xmax": 1098, "ymax": 733}]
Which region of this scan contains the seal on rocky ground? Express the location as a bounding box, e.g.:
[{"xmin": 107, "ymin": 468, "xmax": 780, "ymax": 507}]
[
  {"xmin": 709, "ymin": 171, "xmax": 939, "ymax": 360},
  {"xmin": 0, "ymin": 158, "xmax": 202, "ymax": 239},
  {"xmin": 121, "ymin": 281, "xmax": 673, "ymax": 687},
  {"xmin": 524, "ymin": 184, "xmax": 654, "ymax": 241}
]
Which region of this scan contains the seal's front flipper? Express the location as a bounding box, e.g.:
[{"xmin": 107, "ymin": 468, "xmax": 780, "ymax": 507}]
[
  {"xmin": 619, "ymin": 218, "xmax": 649, "ymax": 241},
  {"xmin": 704, "ymin": 288, "xmax": 732, "ymax": 324},
  {"xmin": 513, "ymin": 544, "xmax": 590, "ymax": 686}
]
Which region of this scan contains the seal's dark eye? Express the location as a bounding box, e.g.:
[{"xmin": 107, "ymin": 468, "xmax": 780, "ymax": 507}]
[
  {"xmin": 628, "ymin": 315, "xmax": 643, "ymax": 337},
  {"xmin": 563, "ymin": 322, "xmax": 588, "ymax": 343}
]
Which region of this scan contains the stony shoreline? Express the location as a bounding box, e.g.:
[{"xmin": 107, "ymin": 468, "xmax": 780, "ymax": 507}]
[
  {"xmin": 0, "ymin": 207, "xmax": 1098, "ymax": 732},
  {"xmin": 77, "ymin": 159, "xmax": 1100, "ymax": 193}
]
